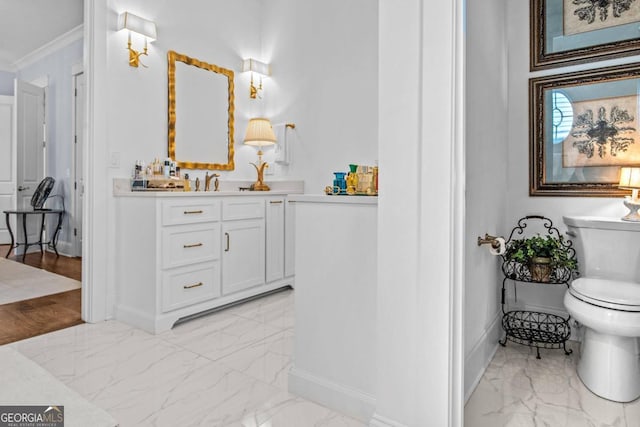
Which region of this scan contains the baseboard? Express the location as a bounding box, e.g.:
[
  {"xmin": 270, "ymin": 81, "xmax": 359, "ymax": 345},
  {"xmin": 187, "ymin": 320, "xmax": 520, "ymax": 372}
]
[
  {"xmin": 114, "ymin": 304, "xmax": 158, "ymax": 333},
  {"xmin": 369, "ymin": 413, "xmax": 408, "ymax": 427},
  {"xmin": 52, "ymin": 240, "xmax": 74, "ymax": 257},
  {"xmin": 288, "ymin": 367, "xmax": 375, "ymax": 423},
  {"xmin": 11, "ymin": 241, "xmax": 74, "ymax": 258},
  {"xmin": 464, "ymin": 310, "xmax": 502, "ymax": 403}
]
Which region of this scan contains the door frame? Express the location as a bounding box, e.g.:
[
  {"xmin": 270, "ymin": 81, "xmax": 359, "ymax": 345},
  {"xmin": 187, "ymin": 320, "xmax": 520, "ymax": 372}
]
[
  {"xmin": 81, "ymin": 0, "xmax": 109, "ymax": 323},
  {"xmin": 71, "ymin": 64, "xmax": 84, "ymax": 258},
  {"xmin": 0, "ymin": 95, "xmax": 16, "ymax": 244}
]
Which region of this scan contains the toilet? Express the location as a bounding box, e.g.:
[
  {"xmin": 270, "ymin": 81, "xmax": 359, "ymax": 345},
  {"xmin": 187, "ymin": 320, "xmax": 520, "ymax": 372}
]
[{"xmin": 563, "ymin": 216, "xmax": 640, "ymax": 403}]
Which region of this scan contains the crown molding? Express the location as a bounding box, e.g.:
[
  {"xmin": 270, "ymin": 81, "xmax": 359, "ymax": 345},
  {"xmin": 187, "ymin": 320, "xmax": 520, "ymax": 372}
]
[{"xmin": 13, "ymin": 24, "xmax": 84, "ymax": 71}]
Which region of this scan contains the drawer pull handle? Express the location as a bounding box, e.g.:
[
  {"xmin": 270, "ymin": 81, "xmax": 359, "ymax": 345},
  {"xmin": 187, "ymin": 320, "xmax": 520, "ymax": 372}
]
[
  {"xmin": 183, "ymin": 243, "xmax": 203, "ymax": 248},
  {"xmin": 184, "ymin": 210, "xmax": 204, "ymax": 215},
  {"xmin": 270, "ymin": 200, "xmax": 283, "ymax": 204},
  {"xmin": 225, "ymin": 232, "xmax": 230, "ymax": 252},
  {"xmin": 183, "ymin": 282, "xmax": 203, "ymax": 289}
]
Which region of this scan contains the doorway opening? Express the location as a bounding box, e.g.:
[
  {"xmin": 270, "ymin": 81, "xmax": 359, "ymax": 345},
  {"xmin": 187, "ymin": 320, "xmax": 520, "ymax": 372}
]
[{"xmin": 0, "ymin": 63, "xmax": 84, "ymax": 344}]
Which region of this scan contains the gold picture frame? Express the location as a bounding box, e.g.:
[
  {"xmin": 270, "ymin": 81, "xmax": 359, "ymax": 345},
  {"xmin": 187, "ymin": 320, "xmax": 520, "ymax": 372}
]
[
  {"xmin": 530, "ymin": 62, "xmax": 640, "ymax": 196},
  {"xmin": 531, "ymin": 0, "xmax": 640, "ymax": 71}
]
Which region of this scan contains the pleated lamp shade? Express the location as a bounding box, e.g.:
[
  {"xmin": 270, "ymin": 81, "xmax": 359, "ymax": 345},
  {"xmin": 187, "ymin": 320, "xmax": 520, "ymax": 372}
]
[{"xmin": 243, "ymin": 118, "xmax": 277, "ymax": 148}]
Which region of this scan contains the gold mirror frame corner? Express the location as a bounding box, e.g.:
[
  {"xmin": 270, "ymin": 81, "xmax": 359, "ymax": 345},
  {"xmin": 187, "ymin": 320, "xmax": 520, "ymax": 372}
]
[{"xmin": 167, "ymin": 50, "xmax": 235, "ymax": 171}]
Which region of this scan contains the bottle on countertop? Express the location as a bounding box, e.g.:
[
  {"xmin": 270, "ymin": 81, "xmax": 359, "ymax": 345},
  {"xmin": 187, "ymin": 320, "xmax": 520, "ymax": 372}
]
[{"xmin": 133, "ymin": 160, "xmax": 142, "ymax": 179}]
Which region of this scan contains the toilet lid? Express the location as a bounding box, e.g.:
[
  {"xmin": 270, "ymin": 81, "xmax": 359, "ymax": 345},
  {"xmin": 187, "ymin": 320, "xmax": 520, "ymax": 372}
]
[{"xmin": 570, "ymin": 278, "xmax": 640, "ymax": 311}]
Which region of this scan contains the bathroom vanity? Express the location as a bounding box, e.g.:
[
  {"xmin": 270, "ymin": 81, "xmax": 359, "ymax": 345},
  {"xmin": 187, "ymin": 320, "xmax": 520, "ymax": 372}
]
[{"xmin": 113, "ymin": 182, "xmax": 301, "ymax": 333}]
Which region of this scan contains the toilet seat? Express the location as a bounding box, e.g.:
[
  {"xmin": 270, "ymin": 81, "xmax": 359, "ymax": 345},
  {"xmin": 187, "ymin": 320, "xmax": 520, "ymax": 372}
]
[{"xmin": 570, "ymin": 277, "xmax": 640, "ymax": 312}]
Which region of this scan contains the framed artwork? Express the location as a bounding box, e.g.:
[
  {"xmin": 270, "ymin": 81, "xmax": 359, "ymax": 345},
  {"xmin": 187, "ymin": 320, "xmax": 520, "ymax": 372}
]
[
  {"xmin": 530, "ymin": 62, "xmax": 640, "ymax": 196},
  {"xmin": 531, "ymin": 0, "xmax": 640, "ymax": 70}
]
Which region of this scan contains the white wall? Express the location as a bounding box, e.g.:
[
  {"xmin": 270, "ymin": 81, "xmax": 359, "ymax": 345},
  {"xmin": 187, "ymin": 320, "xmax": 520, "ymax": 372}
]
[
  {"xmin": 106, "ymin": 0, "xmax": 261, "ymax": 183},
  {"xmin": 506, "ymin": 0, "xmax": 640, "ymax": 316},
  {"xmin": 16, "ymin": 39, "xmax": 84, "ymax": 254},
  {"xmin": 262, "ymin": 0, "xmax": 379, "ymax": 193},
  {"xmin": 0, "ymin": 71, "xmax": 15, "ymax": 96},
  {"xmin": 106, "ymin": 0, "xmax": 378, "ymax": 193},
  {"xmin": 464, "ymin": 0, "xmax": 508, "ymax": 401},
  {"xmin": 376, "ymin": 0, "xmax": 464, "ymax": 425}
]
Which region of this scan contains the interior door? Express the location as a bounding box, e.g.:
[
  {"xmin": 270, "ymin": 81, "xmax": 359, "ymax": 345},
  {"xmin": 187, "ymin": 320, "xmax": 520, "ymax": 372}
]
[
  {"xmin": 73, "ymin": 72, "xmax": 85, "ymax": 257},
  {"xmin": 16, "ymin": 80, "xmax": 45, "ymax": 248},
  {"xmin": 0, "ymin": 96, "xmax": 15, "ymax": 244}
]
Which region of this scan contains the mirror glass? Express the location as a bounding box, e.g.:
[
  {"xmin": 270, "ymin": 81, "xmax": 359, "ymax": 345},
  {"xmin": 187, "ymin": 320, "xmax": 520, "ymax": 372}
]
[{"xmin": 168, "ymin": 50, "xmax": 235, "ymax": 170}]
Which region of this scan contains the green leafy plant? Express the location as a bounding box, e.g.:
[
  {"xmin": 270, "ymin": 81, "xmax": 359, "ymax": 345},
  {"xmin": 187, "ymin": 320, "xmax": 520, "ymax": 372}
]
[{"xmin": 504, "ymin": 234, "xmax": 577, "ymax": 270}]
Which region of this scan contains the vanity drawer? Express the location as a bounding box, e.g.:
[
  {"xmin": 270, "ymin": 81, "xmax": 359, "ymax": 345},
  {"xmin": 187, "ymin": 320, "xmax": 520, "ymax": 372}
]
[
  {"xmin": 162, "ymin": 223, "xmax": 220, "ymax": 269},
  {"xmin": 162, "ymin": 199, "xmax": 221, "ymax": 226},
  {"xmin": 222, "ymin": 199, "xmax": 265, "ymax": 221},
  {"xmin": 162, "ymin": 261, "xmax": 221, "ymax": 312}
]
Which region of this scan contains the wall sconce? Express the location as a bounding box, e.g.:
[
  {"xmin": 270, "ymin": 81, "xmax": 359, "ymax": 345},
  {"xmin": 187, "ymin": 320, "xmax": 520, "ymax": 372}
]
[
  {"xmin": 242, "ymin": 58, "xmax": 271, "ymax": 99},
  {"xmin": 244, "ymin": 118, "xmax": 277, "ymax": 191},
  {"xmin": 117, "ymin": 12, "xmax": 157, "ymax": 68},
  {"xmin": 619, "ymin": 167, "xmax": 640, "ymax": 221}
]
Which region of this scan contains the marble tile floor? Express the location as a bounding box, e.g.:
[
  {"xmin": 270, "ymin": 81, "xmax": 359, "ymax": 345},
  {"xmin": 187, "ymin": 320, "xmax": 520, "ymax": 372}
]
[
  {"xmin": 465, "ymin": 341, "xmax": 640, "ymax": 427},
  {"xmin": 5, "ymin": 289, "xmax": 365, "ymax": 427}
]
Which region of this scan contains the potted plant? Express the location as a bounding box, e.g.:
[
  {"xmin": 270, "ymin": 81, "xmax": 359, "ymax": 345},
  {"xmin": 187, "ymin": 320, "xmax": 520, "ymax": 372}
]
[{"xmin": 504, "ymin": 234, "xmax": 577, "ymax": 282}]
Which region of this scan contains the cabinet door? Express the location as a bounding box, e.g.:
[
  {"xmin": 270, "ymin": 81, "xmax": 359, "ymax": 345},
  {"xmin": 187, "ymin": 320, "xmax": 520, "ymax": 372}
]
[
  {"xmin": 222, "ymin": 219, "xmax": 265, "ymax": 294},
  {"xmin": 284, "ymin": 199, "xmax": 295, "ymax": 278},
  {"xmin": 266, "ymin": 197, "xmax": 285, "ymax": 282}
]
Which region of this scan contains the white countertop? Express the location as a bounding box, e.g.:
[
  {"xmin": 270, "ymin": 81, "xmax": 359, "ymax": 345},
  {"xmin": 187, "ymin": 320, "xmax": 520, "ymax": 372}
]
[
  {"xmin": 289, "ymin": 194, "xmax": 378, "ymax": 205},
  {"xmin": 113, "ymin": 178, "xmax": 304, "ymax": 197},
  {"xmin": 115, "ymin": 190, "xmax": 298, "ymax": 198}
]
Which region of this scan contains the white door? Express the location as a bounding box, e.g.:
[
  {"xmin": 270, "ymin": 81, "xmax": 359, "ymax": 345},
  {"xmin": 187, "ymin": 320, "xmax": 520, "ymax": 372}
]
[
  {"xmin": 16, "ymin": 80, "xmax": 45, "ymax": 248},
  {"xmin": 265, "ymin": 197, "xmax": 285, "ymax": 283},
  {"xmin": 73, "ymin": 72, "xmax": 85, "ymax": 257},
  {"xmin": 0, "ymin": 96, "xmax": 15, "ymax": 244},
  {"xmin": 284, "ymin": 199, "xmax": 295, "ymax": 278},
  {"xmin": 222, "ymin": 219, "xmax": 265, "ymax": 294}
]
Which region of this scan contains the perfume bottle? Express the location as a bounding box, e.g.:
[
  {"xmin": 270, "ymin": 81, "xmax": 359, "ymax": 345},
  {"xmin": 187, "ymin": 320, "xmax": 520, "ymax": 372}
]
[{"xmin": 333, "ymin": 172, "xmax": 347, "ymax": 194}]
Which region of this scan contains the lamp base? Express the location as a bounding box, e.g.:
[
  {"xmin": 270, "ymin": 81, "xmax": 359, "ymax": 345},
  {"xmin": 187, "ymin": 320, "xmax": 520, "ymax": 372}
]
[
  {"xmin": 250, "ymin": 182, "xmax": 271, "ymax": 191},
  {"xmin": 622, "ymin": 197, "xmax": 640, "ymax": 221}
]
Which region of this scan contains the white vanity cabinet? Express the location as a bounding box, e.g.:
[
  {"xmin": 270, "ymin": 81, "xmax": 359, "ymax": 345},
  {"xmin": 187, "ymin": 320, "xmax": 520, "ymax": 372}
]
[{"xmin": 114, "ymin": 192, "xmax": 296, "ymax": 334}]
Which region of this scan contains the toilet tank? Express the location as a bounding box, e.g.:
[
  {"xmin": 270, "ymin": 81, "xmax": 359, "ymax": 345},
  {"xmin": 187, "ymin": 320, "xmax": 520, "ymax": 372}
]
[{"xmin": 563, "ymin": 216, "xmax": 640, "ymax": 282}]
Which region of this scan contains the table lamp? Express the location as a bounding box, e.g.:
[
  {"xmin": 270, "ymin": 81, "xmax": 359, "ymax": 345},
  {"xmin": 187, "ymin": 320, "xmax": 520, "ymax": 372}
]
[
  {"xmin": 243, "ymin": 118, "xmax": 277, "ymax": 191},
  {"xmin": 618, "ymin": 167, "xmax": 640, "ymax": 221}
]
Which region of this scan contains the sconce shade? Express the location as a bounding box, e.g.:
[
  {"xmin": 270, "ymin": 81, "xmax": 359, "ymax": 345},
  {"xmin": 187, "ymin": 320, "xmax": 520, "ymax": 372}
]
[
  {"xmin": 242, "ymin": 58, "xmax": 271, "ymax": 76},
  {"xmin": 243, "ymin": 118, "xmax": 277, "ymax": 148},
  {"xmin": 619, "ymin": 167, "xmax": 640, "ymax": 189},
  {"xmin": 117, "ymin": 11, "xmax": 157, "ymax": 40}
]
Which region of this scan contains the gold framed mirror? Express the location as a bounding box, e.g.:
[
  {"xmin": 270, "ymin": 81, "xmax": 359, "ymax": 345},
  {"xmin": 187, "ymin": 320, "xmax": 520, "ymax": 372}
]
[{"xmin": 168, "ymin": 50, "xmax": 235, "ymax": 170}]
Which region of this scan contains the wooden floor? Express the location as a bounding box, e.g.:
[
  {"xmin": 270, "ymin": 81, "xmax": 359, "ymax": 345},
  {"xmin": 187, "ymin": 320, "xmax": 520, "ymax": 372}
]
[
  {"xmin": 0, "ymin": 289, "xmax": 83, "ymax": 345},
  {"xmin": 0, "ymin": 246, "xmax": 83, "ymax": 344}
]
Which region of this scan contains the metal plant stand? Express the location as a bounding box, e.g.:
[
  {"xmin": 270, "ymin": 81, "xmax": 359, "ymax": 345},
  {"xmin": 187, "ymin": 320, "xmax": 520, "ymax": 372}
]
[{"xmin": 499, "ymin": 215, "xmax": 577, "ymax": 359}]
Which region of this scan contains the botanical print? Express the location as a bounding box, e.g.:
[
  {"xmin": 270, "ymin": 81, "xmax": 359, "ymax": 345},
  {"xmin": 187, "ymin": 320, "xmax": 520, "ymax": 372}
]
[
  {"xmin": 563, "ymin": 95, "xmax": 640, "ymax": 167},
  {"xmin": 564, "ymin": 0, "xmax": 640, "ymax": 36}
]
